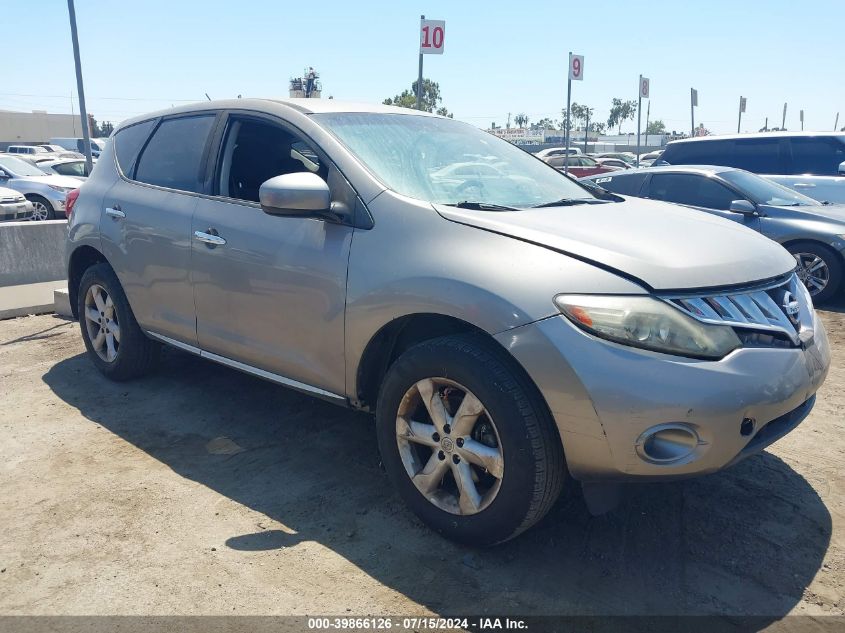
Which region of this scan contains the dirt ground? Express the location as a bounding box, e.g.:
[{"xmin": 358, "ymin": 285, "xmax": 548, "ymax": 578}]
[{"xmin": 0, "ymin": 307, "xmax": 843, "ymax": 620}]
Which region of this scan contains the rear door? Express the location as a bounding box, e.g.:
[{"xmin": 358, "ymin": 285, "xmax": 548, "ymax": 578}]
[
  {"xmin": 100, "ymin": 113, "xmax": 218, "ymax": 345},
  {"xmin": 190, "ymin": 112, "xmax": 355, "ymax": 395}
]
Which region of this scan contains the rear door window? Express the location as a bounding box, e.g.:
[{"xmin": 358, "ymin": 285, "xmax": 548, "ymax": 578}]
[
  {"xmin": 647, "ymin": 173, "xmax": 737, "ymax": 210},
  {"xmin": 114, "ymin": 119, "xmax": 156, "ymax": 176},
  {"xmin": 134, "ymin": 115, "xmax": 216, "ymax": 193},
  {"xmin": 788, "ymin": 136, "xmax": 845, "ymax": 175},
  {"xmin": 730, "ymin": 138, "xmax": 782, "ymax": 173},
  {"xmin": 592, "ymin": 173, "xmax": 647, "ymax": 195}
]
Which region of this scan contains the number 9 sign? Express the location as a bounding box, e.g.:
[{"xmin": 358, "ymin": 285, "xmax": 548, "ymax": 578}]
[
  {"xmin": 420, "ymin": 19, "xmax": 445, "ymax": 55},
  {"xmin": 569, "ymin": 53, "xmax": 584, "ymax": 81}
]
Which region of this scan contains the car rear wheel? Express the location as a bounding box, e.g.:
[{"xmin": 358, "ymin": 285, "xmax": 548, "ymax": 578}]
[
  {"xmin": 25, "ymin": 195, "xmax": 55, "ymax": 221},
  {"xmin": 78, "ymin": 263, "xmax": 160, "ymax": 381},
  {"xmin": 376, "ymin": 334, "xmax": 565, "ymax": 546},
  {"xmin": 786, "ymin": 241, "xmax": 842, "ymax": 303}
]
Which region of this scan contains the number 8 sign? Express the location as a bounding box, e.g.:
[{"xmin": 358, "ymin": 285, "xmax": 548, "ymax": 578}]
[
  {"xmin": 420, "ymin": 19, "xmax": 445, "ymax": 55},
  {"xmin": 569, "ymin": 53, "xmax": 584, "ymax": 81}
]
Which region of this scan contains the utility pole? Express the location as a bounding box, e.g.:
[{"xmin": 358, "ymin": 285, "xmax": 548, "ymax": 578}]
[
  {"xmin": 782, "ymin": 102, "xmax": 787, "ymax": 130},
  {"xmin": 644, "ymin": 100, "xmax": 650, "ymax": 152},
  {"xmin": 737, "ymin": 96, "xmax": 746, "ymax": 133},
  {"xmin": 836, "ymin": 112, "xmax": 840, "ymax": 131},
  {"xmin": 584, "ymin": 108, "xmax": 589, "ymax": 154},
  {"xmin": 764, "ymin": 117, "xmax": 768, "ymax": 132},
  {"xmin": 636, "ymin": 75, "xmax": 643, "ymax": 167},
  {"xmin": 690, "ymin": 88, "xmax": 697, "ymax": 137},
  {"xmin": 415, "ymin": 15, "xmax": 425, "ymax": 110},
  {"xmin": 67, "ymin": 0, "xmax": 93, "ymax": 173}
]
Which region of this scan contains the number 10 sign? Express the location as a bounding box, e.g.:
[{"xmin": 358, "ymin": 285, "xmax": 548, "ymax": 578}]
[{"xmin": 420, "ymin": 19, "xmax": 445, "ymax": 54}]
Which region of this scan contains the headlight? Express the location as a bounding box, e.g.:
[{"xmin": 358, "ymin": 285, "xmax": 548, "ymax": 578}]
[
  {"xmin": 48, "ymin": 185, "xmax": 73, "ymax": 193},
  {"xmin": 554, "ymin": 294, "xmax": 741, "ymax": 359}
]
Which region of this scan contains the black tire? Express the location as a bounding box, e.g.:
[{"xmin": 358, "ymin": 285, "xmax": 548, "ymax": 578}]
[
  {"xmin": 77, "ymin": 262, "xmax": 160, "ymax": 381},
  {"xmin": 24, "ymin": 194, "xmax": 56, "ymax": 220},
  {"xmin": 376, "ymin": 334, "xmax": 565, "ymax": 546},
  {"xmin": 786, "ymin": 241, "xmax": 843, "ymax": 304}
]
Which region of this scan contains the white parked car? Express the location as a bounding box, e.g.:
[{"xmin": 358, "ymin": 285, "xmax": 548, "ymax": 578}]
[
  {"xmin": 38, "ymin": 158, "xmax": 92, "ymax": 181},
  {"xmin": 0, "ymin": 185, "xmax": 33, "ymax": 222}
]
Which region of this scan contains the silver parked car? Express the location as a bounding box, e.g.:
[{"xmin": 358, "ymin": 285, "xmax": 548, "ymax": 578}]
[
  {"xmin": 583, "ymin": 165, "xmax": 845, "ymax": 302},
  {"xmin": 0, "ymin": 155, "xmax": 80, "ymax": 220},
  {"xmin": 66, "ymin": 99, "xmax": 830, "ymax": 545}
]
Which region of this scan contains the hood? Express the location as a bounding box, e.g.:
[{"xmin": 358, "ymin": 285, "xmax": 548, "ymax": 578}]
[
  {"xmin": 435, "ymin": 196, "xmax": 796, "ymax": 291},
  {"xmin": 23, "ymin": 174, "xmax": 81, "ymax": 189},
  {"xmin": 767, "ymin": 202, "xmax": 845, "ymax": 224}
]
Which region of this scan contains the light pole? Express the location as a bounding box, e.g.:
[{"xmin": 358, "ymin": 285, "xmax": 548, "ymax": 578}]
[{"xmin": 67, "ymin": 0, "xmax": 93, "ymax": 173}]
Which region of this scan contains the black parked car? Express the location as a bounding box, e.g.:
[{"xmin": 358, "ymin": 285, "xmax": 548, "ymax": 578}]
[
  {"xmin": 655, "ymin": 132, "xmax": 845, "ymax": 204},
  {"xmin": 583, "ymin": 165, "xmax": 845, "ymax": 301}
]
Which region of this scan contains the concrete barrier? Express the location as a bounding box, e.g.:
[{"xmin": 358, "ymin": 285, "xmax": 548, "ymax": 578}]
[{"xmin": 0, "ymin": 220, "xmax": 67, "ymax": 287}]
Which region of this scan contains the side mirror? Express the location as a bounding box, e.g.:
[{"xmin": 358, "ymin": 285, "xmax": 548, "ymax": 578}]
[
  {"xmin": 729, "ymin": 199, "xmax": 757, "ymax": 215},
  {"xmin": 0, "ymin": 170, "xmax": 9, "ymax": 180},
  {"xmin": 838, "ymin": 161, "xmax": 845, "ymax": 176},
  {"xmin": 259, "ymin": 172, "xmax": 331, "ymax": 217}
]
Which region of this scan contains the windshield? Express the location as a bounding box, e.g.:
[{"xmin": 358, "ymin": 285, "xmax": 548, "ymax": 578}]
[
  {"xmin": 0, "ymin": 155, "xmax": 49, "ymax": 177},
  {"xmin": 720, "ymin": 169, "xmax": 819, "ymax": 206},
  {"xmin": 312, "ymin": 112, "xmax": 595, "ymax": 207}
]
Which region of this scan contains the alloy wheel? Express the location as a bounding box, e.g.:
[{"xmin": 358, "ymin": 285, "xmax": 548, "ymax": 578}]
[
  {"xmin": 793, "ymin": 252, "xmax": 830, "ymax": 296},
  {"xmin": 28, "ymin": 200, "xmax": 50, "ymax": 221},
  {"xmin": 395, "ymin": 377, "xmax": 504, "ymax": 515},
  {"xmin": 83, "ymin": 284, "xmax": 121, "ymax": 362}
]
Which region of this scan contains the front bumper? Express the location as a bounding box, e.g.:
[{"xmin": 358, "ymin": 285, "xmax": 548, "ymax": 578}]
[
  {"xmin": 495, "ymin": 309, "xmax": 830, "ymax": 482},
  {"xmin": 0, "ymin": 200, "xmax": 33, "ymax": 221}
]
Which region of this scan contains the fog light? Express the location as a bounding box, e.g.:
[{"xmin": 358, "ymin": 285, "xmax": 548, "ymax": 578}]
[{"xmin": 636, "ymin": 424, "xmax": 699, "ymax": 464}]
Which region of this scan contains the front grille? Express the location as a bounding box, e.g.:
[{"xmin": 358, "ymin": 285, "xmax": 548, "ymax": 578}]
[{"xmin": 661, "ymin": 274, "xmax": 811, "ymax": 345}]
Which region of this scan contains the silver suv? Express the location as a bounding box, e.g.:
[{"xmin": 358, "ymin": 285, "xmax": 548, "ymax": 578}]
[{"xmin": 66, "ymin": 99, "xmax": 830, "ymax": 545}]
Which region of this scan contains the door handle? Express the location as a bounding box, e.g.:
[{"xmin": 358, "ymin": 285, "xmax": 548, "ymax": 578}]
[
  {"xmin": 105, "ymin": 205, "xmax": 125, "ymax": 219},
  {"xmin": 792, "ymin": 183, "xmax": 814, "ymax": 188},
  {"xmin": 194, "ymin": 230, "xmax": 226, "ymax": 246}
]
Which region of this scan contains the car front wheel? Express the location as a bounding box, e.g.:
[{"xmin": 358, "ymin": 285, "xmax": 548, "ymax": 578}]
[
  {"xmin": 787, "ymin": 241, "xmax": 842, "ymax": 303},
  {"xmin": 25, "ymin": 195, "xmax": 55, "ymax": 221},
  {"xmin": 376, "ymin": 334, "xmax": 565, "ymax": 546}
]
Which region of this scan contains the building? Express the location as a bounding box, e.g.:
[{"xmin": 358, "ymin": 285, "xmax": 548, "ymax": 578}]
[{"xmin": 0, "ymin": 109, "xmax": 81, "ymax": 150}]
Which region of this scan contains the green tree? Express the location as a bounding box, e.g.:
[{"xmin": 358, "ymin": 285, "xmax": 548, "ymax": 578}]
[
  {"xmin": 570, "ymin": 103, "xmax": 594, "ymax": 131},
  {"xmin": 645, "ymin": 119, "xmax": 666, "ymax": 135},
  {"xmin": 607, "ymin": 98, "xmax": 638, "ymax": 134},
  {"xmin": 87, "ymin": 113, "xmax": 101, "ymax": 137},
  {"xmin": 100, "ymin": 121, "xmax": 115, "ymax": 137},
  {"xmin": 383, "ymin": 78, "xmax": 452, "ymax": 117},
  {"xmin": 513, "ymin": 113, "xmax": 529, "ymax": 128},
  {"xmin": 588, "ymin": 121, "xmax": 606, "ymax": 135}
]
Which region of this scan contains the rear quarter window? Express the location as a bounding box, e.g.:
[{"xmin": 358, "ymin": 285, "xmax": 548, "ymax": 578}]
[
  {"xmin": 591, "ymin": 173, "xmax": 646, "ymax": 195},
  {"xmin": 114, "ymin": 119, "xmax": 156, "ymax": 177}
]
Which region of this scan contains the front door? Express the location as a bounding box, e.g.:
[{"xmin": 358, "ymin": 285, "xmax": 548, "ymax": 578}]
[
  {"xmin": 645, "ymin": 173, "xmax": 762, "ymax": 231},
  {"xmin": 191, "ymin": 114, "xmax": 354, "ymax": 395}
]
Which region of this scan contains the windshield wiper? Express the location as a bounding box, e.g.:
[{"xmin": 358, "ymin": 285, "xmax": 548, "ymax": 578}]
[
  {"xmin": 531, "ymin": 197, "xmax": 608, "ymax": 208},
  {"xmin": 448, "ymin": 201, "xmax": 519, "ymax": 211}
]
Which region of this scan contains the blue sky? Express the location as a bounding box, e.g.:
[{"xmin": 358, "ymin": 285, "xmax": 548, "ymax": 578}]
[{"xmin": 4, "ymin": 0, "xmax": 843, "ymax": 134}]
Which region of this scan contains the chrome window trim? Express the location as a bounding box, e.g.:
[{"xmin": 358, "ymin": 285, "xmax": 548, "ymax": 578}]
[{"xmin": 145, "ymin": 331, "xmax": 347, "ymax": 403}]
